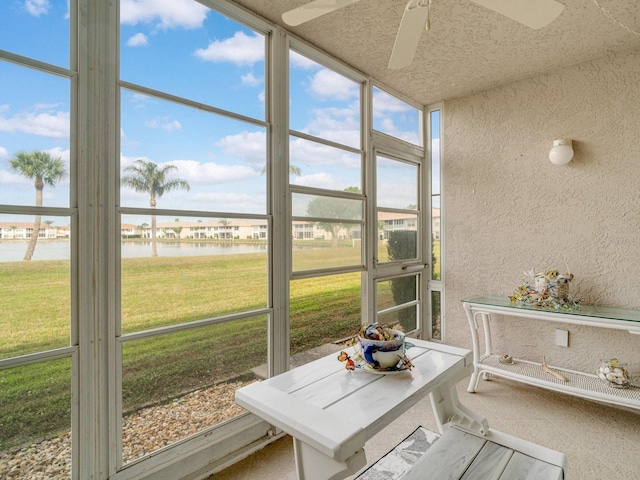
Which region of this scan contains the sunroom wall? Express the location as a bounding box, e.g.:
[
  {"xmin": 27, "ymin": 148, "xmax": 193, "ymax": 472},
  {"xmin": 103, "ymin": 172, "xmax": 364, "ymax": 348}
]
[{"xmin": 442, "ymin": 48, "xmax": 640, "ymax": 377}]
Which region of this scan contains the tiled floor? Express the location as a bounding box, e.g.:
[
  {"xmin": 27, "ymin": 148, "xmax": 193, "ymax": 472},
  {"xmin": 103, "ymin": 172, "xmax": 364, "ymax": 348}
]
[{"xmin": 212, "ymin": 376, "xmax": 640, "ymax": 479}]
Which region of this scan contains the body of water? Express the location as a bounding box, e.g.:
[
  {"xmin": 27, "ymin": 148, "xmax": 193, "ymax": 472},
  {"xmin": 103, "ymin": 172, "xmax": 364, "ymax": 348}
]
[{"xmin": 0, "ymin": 240, "xmax": 272, "ymax": 262}]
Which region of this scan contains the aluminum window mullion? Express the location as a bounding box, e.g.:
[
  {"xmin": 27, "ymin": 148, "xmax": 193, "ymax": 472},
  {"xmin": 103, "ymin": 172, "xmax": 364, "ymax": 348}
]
[
  {"xmin": 378, "ymin": 300, "xmax": 420, "ymax": 317},
  {"xmin": 118, "ymin": 308, "xmax": 272, "ymax": 343},
  {"xmin": 0, "ymin": 205, "xmax": 76, "ymax": 216},
  {"xmin": 76, "ymin": 0, "xmax": 118, "ymax": 477},
  {"xmin": 291, "ymin": 264, "xmax": 365, "ymax": 280},
  {"xmin": 290, "ymin": 185, "xmax": 365, "ymax": 200},
  {"xmin": 269, "ymin": 28, "xmax": 290, "ymax": 377},
  {"xmin": 119, "ymin": 81, "xmax": 269, "ymax": 129},
  {"xmin": 0, "ymin": 48, "xmax": 76, "ymax": 79},
  {"xmin": 292, "ymin": 216, "xmax": 363, "ymax": 225},
  {"xmin": 0, "ymin": 346, "xmax": 77, "ymax": 369},
  {"xmin": 289, "ymin": 129, "xmax": 362, "ymax": 155},
  {"xmin": 118, "ymin": 207, "xmax": 269, "ymax": 221}
]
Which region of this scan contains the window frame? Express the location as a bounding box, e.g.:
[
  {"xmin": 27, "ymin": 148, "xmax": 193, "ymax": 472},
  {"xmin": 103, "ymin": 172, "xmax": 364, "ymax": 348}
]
[
  {"xmin": 427, "ymin": 103, "xmax": 444, "ymax": 342},
  {"xmin": 0, "ymin": 1, "xmax": 439, "ymax": 478}
]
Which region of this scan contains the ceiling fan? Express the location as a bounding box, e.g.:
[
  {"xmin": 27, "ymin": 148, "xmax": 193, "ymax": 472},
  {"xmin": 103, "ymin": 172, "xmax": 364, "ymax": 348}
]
[{"xmin": 282, "ymin": 0, "xmax": 565, "ymax": 70}]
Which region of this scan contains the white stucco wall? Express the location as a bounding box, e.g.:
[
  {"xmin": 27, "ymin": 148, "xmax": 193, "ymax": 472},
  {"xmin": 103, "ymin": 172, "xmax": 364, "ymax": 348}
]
[{"xmin": 442, "ymin": 49, "xmax": 640, "ymax": 378}]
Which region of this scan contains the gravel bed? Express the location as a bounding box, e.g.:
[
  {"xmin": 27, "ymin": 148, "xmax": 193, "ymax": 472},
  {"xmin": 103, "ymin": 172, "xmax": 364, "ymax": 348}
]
[{"xmin": 0, "ymin": 380, "xmax": 252, "ymax": 480}]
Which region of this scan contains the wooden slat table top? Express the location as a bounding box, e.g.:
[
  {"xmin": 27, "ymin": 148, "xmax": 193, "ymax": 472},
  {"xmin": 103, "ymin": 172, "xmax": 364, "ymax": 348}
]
[{"xmin": 235, "ymin": 339, "xmax": 472, "ymax": 461}]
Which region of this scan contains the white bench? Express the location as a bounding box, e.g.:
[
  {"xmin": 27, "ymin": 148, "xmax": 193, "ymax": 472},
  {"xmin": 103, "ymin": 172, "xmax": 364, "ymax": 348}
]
[{"xmin": 357, "ymin": 425, "xmax": 565, "ymax": 480}]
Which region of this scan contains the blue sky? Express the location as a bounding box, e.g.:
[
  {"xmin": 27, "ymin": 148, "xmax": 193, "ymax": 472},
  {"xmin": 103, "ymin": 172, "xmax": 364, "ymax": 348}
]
[{"xmin": 0, "ymin": 0, "xmax": 428, "ymax": 221}]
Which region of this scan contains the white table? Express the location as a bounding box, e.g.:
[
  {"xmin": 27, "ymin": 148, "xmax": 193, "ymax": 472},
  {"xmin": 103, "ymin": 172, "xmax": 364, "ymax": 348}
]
[
  {"xmin": 235, "ymin": 339, "xmax": 489, "ymax": 480},
  {"xmin": 463, "ymin": 295, "xmax": 640, "ymax": 410}
]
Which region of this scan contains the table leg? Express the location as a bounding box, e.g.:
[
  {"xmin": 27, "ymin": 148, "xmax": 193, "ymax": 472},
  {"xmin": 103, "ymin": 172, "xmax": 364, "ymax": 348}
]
[
  {"xmin": 463, "ymin": 303, "xmax": 482, "ymax": 393},
  {"xmin": 430, "ymin": 375, "xmax": 489, "ymax": 436},
  {"xmin": 293, "ymin": 438, "xmax": 367, "ymax": 480}
]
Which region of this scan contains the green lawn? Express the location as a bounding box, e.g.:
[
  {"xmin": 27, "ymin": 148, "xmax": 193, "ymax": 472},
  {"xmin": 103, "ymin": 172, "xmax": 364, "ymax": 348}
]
[
  {"xmin": 0, "ymin": 240, "xmax": 440, "ymax": 450},
  {"xmin": 0, "ymin": 249, "xmax": 363, "ymax": 449}
]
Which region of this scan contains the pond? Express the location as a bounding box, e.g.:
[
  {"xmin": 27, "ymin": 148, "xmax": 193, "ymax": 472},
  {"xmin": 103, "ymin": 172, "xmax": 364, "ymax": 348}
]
[{"xmin": 0, "ymin": 240, "xmax": 274, "ymax": 262}]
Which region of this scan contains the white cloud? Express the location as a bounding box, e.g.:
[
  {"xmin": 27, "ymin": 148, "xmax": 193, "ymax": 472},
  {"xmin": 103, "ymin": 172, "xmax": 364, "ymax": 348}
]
[
  {"xmin": 309, "ymin": 69, "xmax": 359, "ymax": 101},
  {"xmin": 376, "ymin": 116, "xmax": 420, "ymax": 145},
  {"xmin": 119, "ymin": 155, "xmax": 264, "ymax": 213},
  {"xmin": 290, "ymin": 137, "xmax": 360, "ymax": 168},
  {"xmin": 293, "ymin": 172, "xmax": 342, "ymax": 190},
  {"xmin": 192, "ymin": 190, "xmax": 265, "ymax": 214},
  {"xmin": 120, "ymin": 0, "xmax": 208, "ymax": 30},
  {"xmin": 373, "ymin": 89, "xmax": 413, "ymax": 113},
  {"xmin": 0, "ymin": 170, "xmax": 26, "ymax": 184},
  {"xmin": 241, "ymin": 72, "xmax": 262, "ymax": 87},
  {"xmin": 290, "ymin": 51, "xmax": 318, "ymax": 70},
  {"xmin": 167, "ymin": 159, "xmax": 258, "ymax": 185},
  {"xmin": 194, "ymin": 190, "xmax": 256, "ymax": 204},
  {"xmin": 215, "ymin": 130, "xmax": 266, "ymax": 167},
  {"xmin": 120, "ymin": 128, "xmax": 140, "ymax": 148},
  {"xmin": 120, "ymin": 154, "xmax": 140, "ymax": 170},
  {"xmin": 302, "ymin": 106, "xmax": 360, "ymax": 146},
  {"xmin": 127, "ymin": 32, "xmax": 148, "ymax": 46},
  {"xmin": 0, "ymin": 105, "xmax": 70, "ymax": 139},
  {"xmin": 194, "ymin": 31, "xmax": 264, "ymax": 66},
  {"xmin": 144, "ymin": 117, "xmax": 181, "ymax": 131},
  {"xmin": 25, "ymin": 0, "xmax": 49, "ymax": 16},
  {"xmin": 46, "ymin": 146, "xmax": 70, "ymax": 164},
  {"xmin": 372, "ymin": 90, "xmax": 421, "ymax": 144},
  {"xmin": 0, "ymin": 146, "xmax": 7, "ymax": 159}
]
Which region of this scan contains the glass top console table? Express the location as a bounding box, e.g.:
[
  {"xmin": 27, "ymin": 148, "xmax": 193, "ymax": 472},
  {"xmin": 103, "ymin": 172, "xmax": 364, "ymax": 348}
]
[{"xmin": 462, "ymin": 295, "xmax": 640, "ymax": 410}]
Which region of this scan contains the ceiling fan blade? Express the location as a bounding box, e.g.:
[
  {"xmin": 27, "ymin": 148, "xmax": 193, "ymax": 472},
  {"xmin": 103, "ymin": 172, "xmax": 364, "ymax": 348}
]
[
  {"xmin": 471, "ymin": 0, "xmax": 564, "ymax": 30},
  {"xmin": 388, "ymin": 1, "xmax": 431, "ymax": 70},
  {"xmin": 282, "ymin": 0, "xmax": 362, "ymax": 27}
]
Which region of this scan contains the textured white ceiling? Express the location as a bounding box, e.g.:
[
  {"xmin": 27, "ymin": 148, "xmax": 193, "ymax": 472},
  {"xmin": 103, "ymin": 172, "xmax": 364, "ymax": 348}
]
[{"xmin": 230, "ymin": 0, "xmax": 640, "ymax": 105}]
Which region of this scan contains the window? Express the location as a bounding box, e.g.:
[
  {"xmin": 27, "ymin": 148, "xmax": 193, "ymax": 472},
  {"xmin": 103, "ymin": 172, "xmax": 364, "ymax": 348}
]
[
  {"xmin": 0, "ymin": 0, "xmax": 74, "ymax": 475},
  {"xmin": 372, "ymin": 86, "xmax": 423, "ymax": 147},
  {"xmin": 373, "ymin": 151, "xmax": 422, "ymax": 333},
  {"xmin": 370, "ymin": 83, "xmax": 426, "ymax": 337},
  {"xmin": 429, "ymin": 108, "xmax": 442, "ymax": 340},
  {"xmin": 0, "ymin": 1, "xmax": 436, "ymax": 477},
  {"xmin": 118, "ymin": 4, "xmax": 268, "ymax": 465},
  {"xmin": 288, "ymin": 47, "xmax": 365, "ymax": 360}
]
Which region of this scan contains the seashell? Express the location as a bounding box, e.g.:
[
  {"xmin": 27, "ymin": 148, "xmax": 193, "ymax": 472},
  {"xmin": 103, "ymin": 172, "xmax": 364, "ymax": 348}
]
[{"xmin": 598, "ymin": 359, "xmax": 632, "ymax": 388}]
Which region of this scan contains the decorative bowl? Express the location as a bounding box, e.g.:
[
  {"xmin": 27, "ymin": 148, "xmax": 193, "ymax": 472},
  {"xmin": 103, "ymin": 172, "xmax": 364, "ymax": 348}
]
[
  {"xmin": 597, "ymin": 358, "xmax": 631, "ymax": 389},
  {"xmin": 357, "ymin": 326, "xmax": 405, "ymax": 369}
]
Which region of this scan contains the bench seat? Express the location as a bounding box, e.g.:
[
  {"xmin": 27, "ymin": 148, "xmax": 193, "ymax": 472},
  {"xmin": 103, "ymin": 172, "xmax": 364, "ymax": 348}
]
[{"xmin": 357, "ymin": 425, "xmax": 565, "ymax": 480}]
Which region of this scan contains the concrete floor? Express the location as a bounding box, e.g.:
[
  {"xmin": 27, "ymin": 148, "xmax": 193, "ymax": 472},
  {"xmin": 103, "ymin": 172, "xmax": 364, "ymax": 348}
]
[{"xmin": 211, "ymin": 375, "xmax": 640, "ymax": 480}]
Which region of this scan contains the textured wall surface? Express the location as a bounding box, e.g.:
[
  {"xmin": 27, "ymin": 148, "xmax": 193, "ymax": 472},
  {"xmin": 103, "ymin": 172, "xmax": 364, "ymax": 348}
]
[
  {"xmin": 234, "ymin": 0, "xmax": 640, "ymax": 105},
  {"xmin": 443, "ymin": 49, "xmax": 640, "ymax": 378}
]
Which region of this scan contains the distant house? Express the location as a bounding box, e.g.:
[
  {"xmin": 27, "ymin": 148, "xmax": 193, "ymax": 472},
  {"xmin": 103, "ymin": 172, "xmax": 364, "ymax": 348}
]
[
  {"xmin": 130, "ymin": 220, "xmax": 266, "ymax": 240},
  {"xmin": 0, "ymin": 222, "xmax": 69, "ymax": 240},
  {"xmin": 0, "ymin": 215, "xmax": 436, "ymax": 243},
  {"xmin": 120, "ymin": 223, "xmax": 142, "ymax": 238}
]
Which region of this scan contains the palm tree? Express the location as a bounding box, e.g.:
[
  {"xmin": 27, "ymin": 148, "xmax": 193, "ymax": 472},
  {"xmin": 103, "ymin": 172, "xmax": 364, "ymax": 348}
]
[
  {"xmin": 10, "ymin": 151, "xmax": 66, "ymax": 260},
  {"xmin": 121, "ymin": 159, "xmax": 190, "ymax": 256}
]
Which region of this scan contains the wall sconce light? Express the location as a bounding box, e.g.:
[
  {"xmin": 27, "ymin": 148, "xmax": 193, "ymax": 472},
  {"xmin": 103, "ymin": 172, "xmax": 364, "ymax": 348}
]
[{"xmin": 548, "ymin": 139, "xmax": 574, "ymax": 165}]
